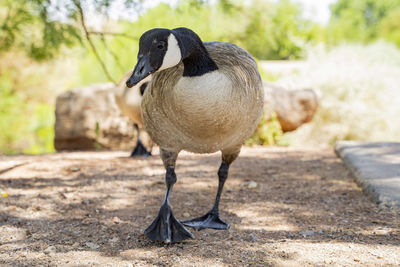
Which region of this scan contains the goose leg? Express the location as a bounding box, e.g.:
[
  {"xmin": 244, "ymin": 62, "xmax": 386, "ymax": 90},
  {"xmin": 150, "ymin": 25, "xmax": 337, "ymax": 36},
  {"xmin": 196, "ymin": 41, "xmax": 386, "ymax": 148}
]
[
  {"xmin": 130, "ymin": 124, "xmax": 151, "ymax": 157},
  {"xmin": 130, "ymin": 139, "xmax": 151, "ymax": 157},
  {"xmin": 182, "ymin": 161, "xmax": 231, "ymax": 231},
  {"xmin": 144, "ymin": 150, "xmax": 193, "ymax": 243}
]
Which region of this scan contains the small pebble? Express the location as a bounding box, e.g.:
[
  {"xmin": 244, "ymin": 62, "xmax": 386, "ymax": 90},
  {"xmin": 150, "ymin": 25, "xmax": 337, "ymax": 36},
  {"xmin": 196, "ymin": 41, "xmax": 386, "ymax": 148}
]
[
  {"xmin": 374, "ymin": 229, "xmax": 389, "ymax": 235},
  {"xmin": 248, "ymin": 233, "xmax": 257, "ymax": 242},
  {"xmin": 109, "ymin": 237, "xmax": 119, "ymax": 243},
  {"xmin": 25, "ymin": 230, "xmax": 32, "ymax": 237},
  {"xmin": 183, "ymin": 212, "xmax": 190, "ymax": 218},
  {"xmin": 70, "ymin": 167, "xmax": 80, "ymax": 172},
  {"xmin": 112, "ymin": 216, "xmax": 122, "ymax": 224},
  {"xmin": 247, "ymin": 181, "xmax": 258, "ymax": 189},
  {"xmin": 299, "ymin": 230, "xmax": 315, "ymax": 237},
  {"xmin": 44, "ymin": 246, "xmax": 56, "ymax": 254},
  {"xmin": 86, "ymin": 242, "xmax": 100, "ymax": 250}
]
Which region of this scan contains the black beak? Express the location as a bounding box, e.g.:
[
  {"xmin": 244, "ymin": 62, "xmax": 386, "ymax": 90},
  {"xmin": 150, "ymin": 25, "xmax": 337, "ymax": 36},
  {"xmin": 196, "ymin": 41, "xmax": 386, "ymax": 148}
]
[{"xmin": 126, "ymin": 55, "xmax": 154, "ymax": 88}]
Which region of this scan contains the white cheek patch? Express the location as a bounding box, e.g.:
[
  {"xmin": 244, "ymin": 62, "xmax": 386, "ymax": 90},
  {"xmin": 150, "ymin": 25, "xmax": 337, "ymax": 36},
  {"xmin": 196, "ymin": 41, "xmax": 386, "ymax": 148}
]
[{"xmin": 159, "ymin": 34, "xmax": 182, "ymax": 71}]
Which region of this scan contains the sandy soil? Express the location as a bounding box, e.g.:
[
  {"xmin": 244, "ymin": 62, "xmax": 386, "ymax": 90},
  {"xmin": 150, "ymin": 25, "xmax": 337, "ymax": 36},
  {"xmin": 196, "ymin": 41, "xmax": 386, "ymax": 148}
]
[{"xmin": 0, "ymin": 146, "xmax": 399, "ymax": 266}]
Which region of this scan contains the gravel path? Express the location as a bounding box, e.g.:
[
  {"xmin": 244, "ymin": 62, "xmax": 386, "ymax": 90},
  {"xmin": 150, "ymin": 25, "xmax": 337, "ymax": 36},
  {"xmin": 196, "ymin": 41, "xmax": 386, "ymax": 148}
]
[{"xmin": 0, "ymin": 146, "xmax": 399, "ymax": 266}]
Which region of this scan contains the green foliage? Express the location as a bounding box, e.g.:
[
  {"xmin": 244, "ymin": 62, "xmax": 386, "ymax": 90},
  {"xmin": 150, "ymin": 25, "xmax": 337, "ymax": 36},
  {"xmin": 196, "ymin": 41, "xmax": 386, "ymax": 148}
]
[
  {"xmin": 0, "ymin": 0, "xmax": 142, "ymax": 61},
  {"xmin": 75, "ymin": 0, "xmax": 318, "ymax": 86},
  {"xmin": 0, "ymin": 75, "xmax": 26, "ymax": 154},
  {"xmin": 0, "ymin": 73, "xmax": 54, "ymax": 154},
  {"xmin": 24, "ymin": 103, "xmax": 55, "ymax": 154},
  {"xmin": 246, "ymin": 112, "xmax": 284, "ymax": 146},
  {"xmin": 327, "ymin": 0, "xmax": 400, "ymax": 46},
  {"xmin": 241, "ymin": 0, "xmax": 318, "ymax": 59},
  {"xmin": 379, "ymin": 7, "xmax": 400, "ymax": 47},
  {"xmin": 131, "ymin": 0, "xmax": 317, "ymax": 60},
  {"xmin": 0, "ymin": 50, "xmax": 77, "ymax": 154},
  {"xmin": 0, "ymin": 0, "xmax": 81, "ymax": 60}
]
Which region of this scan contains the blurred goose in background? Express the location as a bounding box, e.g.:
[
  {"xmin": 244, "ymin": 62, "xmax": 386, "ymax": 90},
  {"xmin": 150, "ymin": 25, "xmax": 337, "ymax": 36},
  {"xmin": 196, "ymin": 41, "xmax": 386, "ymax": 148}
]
[{"xmin": 115, "ymin": 72, "xmax": 153, "ymax": 157}]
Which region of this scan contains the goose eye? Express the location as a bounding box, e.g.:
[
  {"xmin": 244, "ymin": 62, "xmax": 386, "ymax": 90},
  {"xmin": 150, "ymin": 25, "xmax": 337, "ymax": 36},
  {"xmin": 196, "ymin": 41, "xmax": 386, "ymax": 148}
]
[{"xmin": 157, "ymin": 42, "xmax": 165, "ymax": 50}]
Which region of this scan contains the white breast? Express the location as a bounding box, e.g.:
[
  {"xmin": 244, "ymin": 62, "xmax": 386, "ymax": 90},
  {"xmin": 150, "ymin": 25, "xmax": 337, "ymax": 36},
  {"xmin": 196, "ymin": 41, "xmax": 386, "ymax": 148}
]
[
  {"xmin": 174, "ymin": 71, "xmax": 232, "ymax": 114},
  {"xmin": 169, "ymin": 71, "xmax": 248, "ymax": 152}
]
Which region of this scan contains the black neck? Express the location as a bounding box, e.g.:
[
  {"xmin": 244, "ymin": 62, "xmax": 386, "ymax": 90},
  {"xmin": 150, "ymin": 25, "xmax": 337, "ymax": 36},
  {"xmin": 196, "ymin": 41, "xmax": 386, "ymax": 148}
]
[
  {"xmin": 182, "ymin": 47, "xmax": 218, "ymax": 77},
  {"xmin": 172, "ymin": 27, "xmax": 218, "ymax": 77}
]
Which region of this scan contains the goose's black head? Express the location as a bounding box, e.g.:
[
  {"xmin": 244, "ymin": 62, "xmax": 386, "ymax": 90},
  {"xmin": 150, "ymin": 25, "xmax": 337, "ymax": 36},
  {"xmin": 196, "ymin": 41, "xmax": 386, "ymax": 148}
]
[{"xmin": 126, "ymin": 27, "xmax": 218, "ymax": 88}]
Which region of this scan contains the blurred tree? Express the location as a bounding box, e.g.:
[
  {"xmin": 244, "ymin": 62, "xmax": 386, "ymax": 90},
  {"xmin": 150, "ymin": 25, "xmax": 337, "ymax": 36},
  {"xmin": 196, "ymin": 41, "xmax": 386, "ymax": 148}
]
[
  {"xmin": 241, "ymin": 0, "xmax": 317, "ymax": 59},
  {"xmin": 379, "ymin": 7, "xmax": 400, "ymax": 47},
  {"xmin": 0, "ymin": 0, "xmax": 142, "ymax": 83},
  {"xmin": 0, "ymin": 0, "xmax": 143, "ymax": 154},
  {"xmin": 1, "ymin": 0, "xmax": 318, "ymax": 81},
  {"xmin": 328, "ymin": 0, "xmax": 400, "ymax": 44}
]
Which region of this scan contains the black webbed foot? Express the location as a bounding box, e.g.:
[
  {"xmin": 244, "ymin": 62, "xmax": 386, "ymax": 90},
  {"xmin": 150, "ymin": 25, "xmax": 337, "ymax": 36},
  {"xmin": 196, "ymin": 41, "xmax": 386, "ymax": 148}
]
[
  {"xmin": 144, "ymin": 203, "xmax": 194, "ymax": 243},
  {"xmin": 181, "ymin": 211, "xmax": 230, "ymax": 231},
  {"xmin": 130, "ymin": 139, "xmax": 151, "ymax": 157}
]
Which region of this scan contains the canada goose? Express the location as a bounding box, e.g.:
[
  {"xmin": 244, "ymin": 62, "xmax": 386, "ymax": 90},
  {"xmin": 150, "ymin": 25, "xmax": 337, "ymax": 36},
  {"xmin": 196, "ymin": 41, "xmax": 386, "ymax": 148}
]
[
  {"xmin": 115, "ymin": 72, "xmax": 152, "ymax": 157},
  {"xmin": 126, "ymin": 27, "xmax": 264, "ymax": 243}
]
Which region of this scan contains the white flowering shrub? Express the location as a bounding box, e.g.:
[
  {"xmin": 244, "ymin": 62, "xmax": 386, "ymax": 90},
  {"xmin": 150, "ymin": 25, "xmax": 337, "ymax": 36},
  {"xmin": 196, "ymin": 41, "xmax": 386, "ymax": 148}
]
[{"xmin": 273, "ymin": 42, "xmax": 400, "ymax": 146}]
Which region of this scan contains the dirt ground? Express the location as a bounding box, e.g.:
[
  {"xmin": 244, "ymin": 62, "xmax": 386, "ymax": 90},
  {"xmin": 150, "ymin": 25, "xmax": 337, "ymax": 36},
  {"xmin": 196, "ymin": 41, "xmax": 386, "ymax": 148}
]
[{"xmin": 0, "ymin": 146, "xmax": 399, "ymax": 266}]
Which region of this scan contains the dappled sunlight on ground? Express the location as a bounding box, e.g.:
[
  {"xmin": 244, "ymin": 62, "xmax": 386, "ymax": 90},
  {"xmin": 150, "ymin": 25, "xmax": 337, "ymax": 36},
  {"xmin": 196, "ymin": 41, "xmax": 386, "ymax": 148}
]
[
  {"xmin": 229, "ymin": 202, "xmax": 299, "ymax": 232},
  {"xmin": 0, "ymin": 146, "xmax": 399, "ymax": 265}
]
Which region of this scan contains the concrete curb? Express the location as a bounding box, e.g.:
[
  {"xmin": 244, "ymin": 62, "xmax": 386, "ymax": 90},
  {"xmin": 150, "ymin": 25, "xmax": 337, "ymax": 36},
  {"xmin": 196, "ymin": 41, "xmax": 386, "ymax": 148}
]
[{"xmin": 335, "ymin": 141, "xmax": 400, "ymax": 209}]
